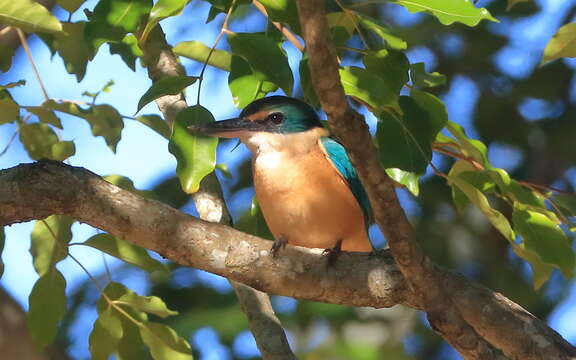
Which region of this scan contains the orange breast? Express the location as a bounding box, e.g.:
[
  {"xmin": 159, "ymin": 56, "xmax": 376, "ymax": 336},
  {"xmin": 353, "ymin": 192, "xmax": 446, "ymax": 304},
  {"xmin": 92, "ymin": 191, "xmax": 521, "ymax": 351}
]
[{"xmin": 252, "ymin": 142, "xmax": 372, "ymax": 252}]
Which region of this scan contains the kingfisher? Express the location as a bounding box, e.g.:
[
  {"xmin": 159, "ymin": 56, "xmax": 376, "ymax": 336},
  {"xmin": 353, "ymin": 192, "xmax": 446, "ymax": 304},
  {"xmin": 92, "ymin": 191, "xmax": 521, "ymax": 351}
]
[{"xmin": 190, "ymin": 96, "xmax": 372, "ymax": 259}]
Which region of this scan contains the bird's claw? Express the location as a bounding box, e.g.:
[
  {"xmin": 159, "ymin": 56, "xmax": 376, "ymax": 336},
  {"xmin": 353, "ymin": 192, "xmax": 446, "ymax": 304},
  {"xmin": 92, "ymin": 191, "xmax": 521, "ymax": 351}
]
[
  {"xmin": 271, "ymin": 235, "xmax": 288, "ymax": 257},
  {"xmin": 322, "ymin": 239, "xmax": 343, "ymax": 267}
]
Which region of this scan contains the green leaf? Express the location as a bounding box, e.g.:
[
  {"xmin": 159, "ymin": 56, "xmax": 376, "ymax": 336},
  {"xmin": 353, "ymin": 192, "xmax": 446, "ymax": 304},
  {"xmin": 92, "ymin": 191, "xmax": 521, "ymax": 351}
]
[
  {"xmin": 85, "ymin": 0, "xmax": 152, "ymax": 54},
  {"xmin": 25, "ymin": 106, "xmax": 63, "ymax": 129},
  {"xmin": 376, "ymin": 92, "xmax": 446, "ymax": 174},
  {"xmin": 113, "ymin": 292, "xmax": 178, "ymax": 318},
  {"xmin": 542, "ymin": 23, "xmax": 576, "ymax": 65},
  {"xmin": 19, "ymin": 122, "xmax": 76, "ymax": 160},
  {"xmin": 512, "ymin": 244, "xmax": 554, "ymax": 289},
  {"xmin": 27, "ymin": 268, "xmax": 67, "ymax": 349},
  {"xmin": 134, "ymin": 114, "xmax": 171, "ymax": 139},
  {"xmin": 56, "ymin": 0, "xmax": 86, "ymax": 13},
  {"xmin": 327, "ymin": 11, "xmax": 357, "ymax": 35},
  {"xmin": 339, "ymin": 66, "xmax": 398, "ymax": 111},
  {"xmin": 363, "ymin": 49, "xmax": 410, "ymax": 94},
  {"xmin": 228, "ymin": 55, "xmax": 278, "ymax": 108},
  {"xmin": 0, "ymin": 90, "xmax": 19, "ymax": 124},
  {"xmin": 30, "ymin": 215, "xmax": 74, "ymax": 275},
  {"xmin": 0, "ymin": 79, "xmax": 26, "ymax": 89},
  {"xmin": 513, "ymin": 207, "xmax": 574, "ymax": 278},
  {"xmin": 44, "ymin": 100, "xmax": 124, "ymax": 152},
  {"xmin": 168, "ymin": 105, "xmax": 218, "ymax": 193},
  {"xmin": 173, "ymin": 40, "xmax": 231, "ymax": 71},
  {"xmin": 140, "ymin": 322, "xmax": 192, "ymax": 360},
  {"xmin": 104, "ymin": 174, "xmax": 156, "ymax": 198},
  {"xmin": 410, "ymin": 62, "xmax": 446, "ymax": 88},
  {"xmin": 85, "ymin": 233, "xmax": 166, "ymax": 273},
  {"xmin": 448, "ymin": 160, "xmax": 515, "ymax": 242},
  {"xmin": 385, "ymin": 168, "xmax": 420, "ymax": 196},
  {"xmin": 554, "ymin": 194, "xmax": 576, "ymax": 218},
  {"xmin": 258, "ymin": 0, "xmax": 300, "ymax": 33},
  {"xmin": 235, "ymin": 197, "xmax": 273, "ymax": 240},
  {"xmin": 228, "ymin": 32, "xmax": 293, "ymax": 95},
  {"xmin": 109, "ymin": 34, "xmax": 143, "ymax": 71},
  {"xmin": 141, "ymin": 0, "xmax": 188, "ymax": 42},
  {"xmin": 446, "ymin": 120, "xmax": 488, "ymax": 165},
  {"xmin": 392, "ymin": 0, "xmax": 498, "ymax": 27},
  {"xmin": 89, "ymin": 306, "xmax": 123, "ymax": 360},
  {"xmin": 0, "ymin": 0, "xmax": 63, "ymax": 35},
  {"xmin": 0, "ymin": 43, "xmax": 15, "ymax": 72},
  {"xmin": 137, "ymin": 76, "xmax": 198, "ymax": 113},
  {"xmin": 356, "ymin": 13, "xmax": 407, "ymax": 50},
  {"xmin": 49, "ymin": 22, "xmax": 92, "ymax": 81}
]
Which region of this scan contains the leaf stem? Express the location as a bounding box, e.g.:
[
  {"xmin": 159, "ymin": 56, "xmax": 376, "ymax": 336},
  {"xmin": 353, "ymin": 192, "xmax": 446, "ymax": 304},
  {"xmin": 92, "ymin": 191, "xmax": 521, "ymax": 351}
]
[
  {"xmin": 253, "ymin": 0, "xmax": 304, "ymax": 51},
  {"xmin": 16, "ymin": 29, "xmax": 50, "ymax": 101}
]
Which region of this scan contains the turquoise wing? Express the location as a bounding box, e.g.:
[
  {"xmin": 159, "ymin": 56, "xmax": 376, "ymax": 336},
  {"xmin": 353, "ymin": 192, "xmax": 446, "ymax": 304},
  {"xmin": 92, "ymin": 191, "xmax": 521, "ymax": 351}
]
[{"xmin": 320, "ymin": 137, "xmax": 372, "ymax": 223}]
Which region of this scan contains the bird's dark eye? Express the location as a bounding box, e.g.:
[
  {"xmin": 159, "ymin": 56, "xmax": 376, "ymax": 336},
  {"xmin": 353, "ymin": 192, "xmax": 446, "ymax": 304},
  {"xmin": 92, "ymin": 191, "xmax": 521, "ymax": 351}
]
[{"xmin": 267, "ymin": 112, "xmax": 284, "ymax": 124}]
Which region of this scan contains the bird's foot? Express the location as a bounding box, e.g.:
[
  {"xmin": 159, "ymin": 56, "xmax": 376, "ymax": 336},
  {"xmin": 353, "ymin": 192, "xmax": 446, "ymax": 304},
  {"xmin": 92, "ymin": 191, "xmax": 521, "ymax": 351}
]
[
  {"xmin": 322, "ymin": 239, "xmax": 343, "ymax": 267},
  {"xmin": 271, "ymin": 235, "xmax": 288, "ymax": 258},
  {"xmin": 368, "ymin": 247, "xmax": 388, "ymax": 259}
]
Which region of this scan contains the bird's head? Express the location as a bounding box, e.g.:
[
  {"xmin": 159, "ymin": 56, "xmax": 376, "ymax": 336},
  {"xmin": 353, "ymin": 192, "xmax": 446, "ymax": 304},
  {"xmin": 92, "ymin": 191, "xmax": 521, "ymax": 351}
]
[{"xmin": 189, "ymin": 96, "xmax": 322, "ymax": 138}]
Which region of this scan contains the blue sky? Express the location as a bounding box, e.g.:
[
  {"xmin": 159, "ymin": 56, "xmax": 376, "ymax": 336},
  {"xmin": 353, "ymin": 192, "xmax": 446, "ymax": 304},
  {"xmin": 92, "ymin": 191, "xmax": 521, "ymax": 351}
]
[{"xmin": 1, "ymin": 0, "xmax": 575, "ymax": 358}]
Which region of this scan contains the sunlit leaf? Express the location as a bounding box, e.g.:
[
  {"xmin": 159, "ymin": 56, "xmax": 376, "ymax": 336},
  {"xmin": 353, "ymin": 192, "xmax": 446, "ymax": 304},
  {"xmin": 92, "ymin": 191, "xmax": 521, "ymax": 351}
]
[
  {"xmin": 228, "ymin": 32, "xmax": 293, "ymax": 95},
  {"xmin": 141, "ymin": 0, "xmax": 188, "ymax": 42},
  {"xmin": 512, "ymin": 244, "xmax": 554, "ymax": 289},
  {"xmin": 25, "ymin": 106, "xmax": 63, "ymax": 129},
  {"xmin": 258, "ymin": 0, "xmax": 300, "ymax": 33},
  {"xmin": 109, "ymin": 34, "xmax": 143, "ymax": 71},
  {"xmin": 173, "ymin": 40, "xmax": 232, "ymax": 71},
  {"xmin": 542, "ymin": 23, "xmax": 576, "ymax": 65},
  {"xmin": 339, "ymin": 66, "xmax": 397, "ymax": 111},
  {"xmin": 356, "ymin": 13, "xmax": 407, "ymax": 50},
  {"xmin": 392, "ymin": 0, "xmax": 498, "ymax": 27},
  {"xmin": 446, "ymin": 120, "xmax": 488, "ymax": 165},
  {"xmin": 0, "ymin": 90, "xmax": 19, "ymax": 124},
  {"xmin": 410, "ymin": 62, "xmax": 446, "ymax": 88},
  {"xmin": 363, "ymin": 49, "xmax": 410, "ymax": 94},
  {"xmin": 140, "ymin": 322, "xmax": 192, "ymax": 360},
  {"xmin": 137, "ymin": 75, "xmax": 198, "ymax": 113},
  {"xmin": 89, "ymin": 307, "xmax": 123, "ymax": 360},
  {"xmin": 85, "ymin": 233, "xmax": 166, "ymax": 273},
  {"xmin": 385, "ymin": 168, "xmax": 420, "ymax": 196},
  {"xmin": 27, "ymin": 268, "xmax": 67, "ymax": 349},
  {"xmin": 134, "ymin": 114, "xmax": 171, "ymax": 139},
  {"xmin": 229, "ymin": 55, "xmax": 278, "ymax": 108},
  {"xmin": 513, "ymin": 207, "xmax": 574, "ymax": 278},
  {"xmin": 44, "ymin": 100, "xmax": 124, "ymax": 152},
  {"xmin": 168, "ymin": 105, "xmax": 218, "ymax": 193},
  {"xmin": 19, "ymin": 123, "xmax": 75, "ymax": 161},
  {"xmin": 0, "ymin": 0, "xmax": 63, "ymax": 35},
  {"xmin": 30, "ymin": 215, "xmax": 74, "ymax": 275},
  {"xmin": 113, "ymin": 292, "xmax": 178, "ymax": 318}
]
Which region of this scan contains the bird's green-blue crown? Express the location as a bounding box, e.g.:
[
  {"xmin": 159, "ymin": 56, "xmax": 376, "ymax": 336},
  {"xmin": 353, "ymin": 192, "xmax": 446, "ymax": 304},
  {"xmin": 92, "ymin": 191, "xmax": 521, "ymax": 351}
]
[{"xmin": 241, "ymin": 96, "xmax": 322, "ymax": 133}]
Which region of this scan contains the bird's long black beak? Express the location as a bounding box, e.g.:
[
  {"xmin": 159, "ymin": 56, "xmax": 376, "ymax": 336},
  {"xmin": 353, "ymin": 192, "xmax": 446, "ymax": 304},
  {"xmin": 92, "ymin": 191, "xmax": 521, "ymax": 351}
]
[{"xmin": 187, "ymin": 117, "xmax": 262, "ymax": 138}]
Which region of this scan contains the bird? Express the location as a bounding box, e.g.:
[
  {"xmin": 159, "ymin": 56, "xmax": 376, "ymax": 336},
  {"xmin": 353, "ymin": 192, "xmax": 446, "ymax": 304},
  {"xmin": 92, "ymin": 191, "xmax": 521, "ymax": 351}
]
[{"xmin": 189, "ymin": 96, "xmax": 372, "ymax": 259}]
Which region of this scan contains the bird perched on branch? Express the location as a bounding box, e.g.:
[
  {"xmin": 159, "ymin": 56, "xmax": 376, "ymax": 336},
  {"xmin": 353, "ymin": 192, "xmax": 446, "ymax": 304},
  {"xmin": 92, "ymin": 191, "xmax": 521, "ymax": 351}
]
[{"xmin": 190, "ymin": 96, "xmax": 372, "ymax": 260}]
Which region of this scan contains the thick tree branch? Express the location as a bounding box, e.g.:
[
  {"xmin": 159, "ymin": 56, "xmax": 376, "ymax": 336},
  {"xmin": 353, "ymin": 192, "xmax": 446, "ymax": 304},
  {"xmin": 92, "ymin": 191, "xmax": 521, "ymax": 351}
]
[
  {"xmin": 140, "ymin": 26, "xmax": 295, "ymax": 358},
  {"xmin": 1, "ymin": 161, "xmax": 575, "ymax": 360},
  {"xmin": 294, "ymin": 1, "xmax": 576, "ymax": 359}
]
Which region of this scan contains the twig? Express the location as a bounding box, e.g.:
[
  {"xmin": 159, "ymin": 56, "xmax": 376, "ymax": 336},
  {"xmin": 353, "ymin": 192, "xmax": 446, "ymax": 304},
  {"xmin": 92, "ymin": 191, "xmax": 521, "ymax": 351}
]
[
  {"xmin": 16, "ymin": 29, "xmax": 50, "ymax": 101},
  {"xmin": 0, "ymin": 130, "xmax": 18, "ymax": 158},
  {"xmin": 253, "ymin": 0, "xmax": 305, "ymax": 52}
]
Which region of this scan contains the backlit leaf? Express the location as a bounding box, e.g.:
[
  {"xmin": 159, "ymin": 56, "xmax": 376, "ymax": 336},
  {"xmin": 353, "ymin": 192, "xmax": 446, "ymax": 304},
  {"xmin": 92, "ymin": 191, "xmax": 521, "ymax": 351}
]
[
  {"xmin": 542, "ymin": 23, "xmax": 576, "ymax": 65},
  {"xmin": 25, "ymin": 106, "xmax": 62, "ymax": 129},
  {"xmin": 513, "ymin": 207, "xmax": 574, "ymax": 278},
  {"xmin": 19, "ymin": 123, "xmax": 75, "ymax": 161},
  {"xmin": 392, "ymin": 0, "xmax": 498, "ymax": 27},
  {"xmin": 85, "ymin": 234, "xmax": 166, "ymax": 273},
  {"xmin": 141, "ymin": 0, "xmax": 188, "ymax": 42},
  {"xmin": 228, "ymin": 32, "xmax": 293, "ymax": 95},
  {"xmin": 113, "ymin": 292, "xmax": 178, "ymax": 318},
  {"xmin": 446, "ymin": 120, "xmax": 488, "ymax": 165},
  {"xmin": 339, "ymin": 66, "xmax": 397, "ymax": 111},
  {"xmin": 357, "ymin": 13, "xmax": 407, "ymax": 50},
  {"xmin": 137, "ymin": 75, "xmax": 198, "ymax": 113},
  {"xmin": 513, "ymin": 244, "xmax": 554, "ymax": 289},
  {"xmin": 30, "ymin": 215, "xmax": 74, "ymax": 275},
  {"xmin": 0, "ymin": 44, "xmax": 15, "ymax": 71},
  {"xmin": 258, "ymin": 0, "xmax": 300, "ymax": 33},
  {"xmin": 140, "ymin": 322, "xmax": 192, "ymax": 360},
  {"xmin": 229, "ymin": 55, "xmax": 278, "ymax": 108},
  {"xmin": 47, "ymin": 22, "xmax": 93, "ymax": 81},
  {"xmin": 410, "ymin": 62, "xmax": 446, "ymax": 88},
  {"xmin": 0, "ymin": 0, "xmax": 63, "ymax": 35},
  {"xmin": 363, "ymin": 49, "xmax": 410, "ymax": 94},
  {"xmin": 385, "ymin": 168, "xmax": 420, "ymax": 196},
  {"xmin": 235, "ymin": 197, "xmax": 273, "ymax": 240},
  {"xmin": 0, "ymin": 90, "xmax": 19, "ymax": 124},
  {"xmin": 168, "ymin": 105, "xmax": 218, "ymax": 193},
  {"xmin": 89, "ymin": 307, "xmax": 123, "ymax": 360},
  {"xmin": 27, "ymin": 268, "xmax": 67, "ymax": 348},
  {"xmin": 173, "ymin": 40, "xmax": 232, "ymax": 71},
  {"xmin": 133, "ymin": 114, "xmax": 171, "ymax": 139},
  {"xmin": 109, "ymin": 34, "xmax": 143, "ymax": 71}
]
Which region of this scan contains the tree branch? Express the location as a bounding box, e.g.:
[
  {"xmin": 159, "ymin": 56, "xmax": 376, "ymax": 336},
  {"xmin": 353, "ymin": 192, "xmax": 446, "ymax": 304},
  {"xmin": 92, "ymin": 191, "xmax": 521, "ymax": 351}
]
[
  {"xmin": 294, "ymin": 1, "xmax": 576, "ymax": 359},
  {"xmin": 140, "ymin": 25, "xmax": 295, "ymax": 358}
]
